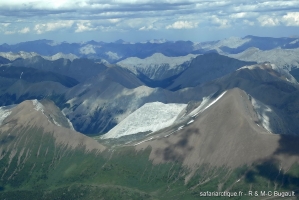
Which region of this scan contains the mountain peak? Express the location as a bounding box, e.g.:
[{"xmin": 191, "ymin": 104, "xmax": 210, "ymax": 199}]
[
  {"xmin": 114, "ymin": 39, "xmax": 125, "ymax": 44},
  {"xmin": 1, "ymin": 99, "xmax": 106, "ymax": 151}
]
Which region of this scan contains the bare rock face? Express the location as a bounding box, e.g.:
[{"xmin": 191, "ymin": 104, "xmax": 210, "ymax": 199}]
[
  {"xmin": 0, "ymin": 99, "xmax": 105, "ymax": 153},
  {"xmin": 117, "ymin": 53, "xmax": 197, "ymax": 80},
  {"xmin": 227, "ymin": 47, "xmax": 299, "ymax": 71},
  {"xmin": 135, "ymin": 88, "xmax": 299, "ymax": 175},
  {"xmin": 127, "ymin": 63, "xmax": 299, "ymax": 177}
]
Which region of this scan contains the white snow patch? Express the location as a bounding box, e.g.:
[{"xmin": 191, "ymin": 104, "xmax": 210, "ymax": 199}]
[
  {"xmin": 0, "ymin": 51, "xmax": 39, "ymax": 61},
  {"xmin": 134, "ymin": 137, "xmax": 154, "ymax": 146},
  {"xmin": 52, "ymin": 118, "xmax": 61, "ymax": 127},
  {"xmin": 251, "ymin": 97, "xmax": 273, "ymax": 133},
  {"xmin": 61, "ymin": 110, "xmax": 75, "ymax": 130},
  {"xmin": 102, "ymin": 102, "xmax": 187, "ymax": 139},
  {"xmin": 202, "ymin": 92, "xmax": 227, "ymax": 111},
  {"xmin": 187, "ymin": 119, "xmax": 194, "ymax": 125},
  {"xmin": 0, "ymin": 51, "xmax": 77, "ymax": 62},
  {"xmin": 80, "ymin": 44, "xmax": 96, "ymax": 55},
  {"xmin": 0, "ymin": 106, "xmax": 13, "ymax": 126},
  {"xmin": 32, "ymin": 99, "xmax": 44, "ymax": 112},
  {"xmin": 66, "ymin": 118, "xmax": 75, "ymax": 130},
  {"xmin": 148, "ymin": 39, "xmax": 168, "ymax": 44},
  {"xmin": 190, "ymin": 96, "xmax": 212, "ymax": 117},
  {"xmin": 190, "ymin": 91, "xmax": 227, "ymax": 117},
  {"xmin": 105, "ymin": 51, "xmax": 122, "ymax": 60},
  {"xmin": 290, "ymin": 39, "xmax": 299, "ymax": 45},
  {"xmin": 43, "ymin": 53, "xmax": 78, "ymax": 61},
  {"xmin": 164, "ymin": 130, "xmax": 177, "ymax": 138}
]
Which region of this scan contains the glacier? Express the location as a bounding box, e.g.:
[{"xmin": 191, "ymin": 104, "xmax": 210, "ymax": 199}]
[
  {"xmin": 250, "ymin": 97, "xmax": 273, "ymax": 133},
  {"xmin": 101, "ymin": 102, "xmax": 187, "ymax": 139}
]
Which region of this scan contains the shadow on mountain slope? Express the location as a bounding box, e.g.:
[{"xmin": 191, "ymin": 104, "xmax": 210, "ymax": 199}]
[
  {"xmin": 161, "ymin": 128, "xmax": 200, "ymax": 163},
  {"xmin": 275, "ymin": 135, "xmax": 299, "ymax": 156},
  {"xmin": 244, "ymin": 157, "xmax": 299, "ymax": 192}
]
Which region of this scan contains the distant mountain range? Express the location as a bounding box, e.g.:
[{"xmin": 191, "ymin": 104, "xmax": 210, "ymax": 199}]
[
  {"xmin": 1, "ymin": 35, "xmax": 299, "ymax": 63},
  {"xmin": 1, "ymin": 36, "xmax": 299, "ymax": 199}
]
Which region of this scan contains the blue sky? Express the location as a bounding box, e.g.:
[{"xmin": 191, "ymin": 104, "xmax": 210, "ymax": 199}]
[{"xmin": 0, "ymin": 0, "xmax": 299, "ymax": 44}]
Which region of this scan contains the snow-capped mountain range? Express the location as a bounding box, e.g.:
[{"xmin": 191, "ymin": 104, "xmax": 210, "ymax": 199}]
[
  {"xmin": 1, "ymin": 35, "xmax": 299, "ymax": 139},
  {"xmin": 2, "ymin": 36, "xmax": 299, "ymax": 199},
  {"xmin": 0, "ymin": 51, "xmax": 78, "ymax": 62}
]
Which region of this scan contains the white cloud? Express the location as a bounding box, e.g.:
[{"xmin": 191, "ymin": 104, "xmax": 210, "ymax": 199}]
[
  {"xmin": 166, "ymin": 21, "xmax": 198, "ymax": 29},
  {"xmin": 229, "ymin": 12, "xmax": 258, "ymax": 20},
  {"xmin": 139, "ymin": 24, "xmax": 155, "ymax": 31},
  {"xmin": 75, "ymin": 21, "xmax": 97, "ymax": 32},
  {"xmin": 1, "ymin": 0, "xmax": 299, "ymax": 38},
  {"xmin": 229, "ymin": 12, "xmax": 247, "ymax": 19},
  {"xmin": 283, "ymin": 12, "xmax": 299, "ymax": 26},
  {"xmin": 210, "ymin": 16, "xmax": 230, "ymax": 29},
  {"xmin": 108, "ymin": 18, "xmax": 121, "ymax": 23},
  {"xmin": 34, "ymin": 20, "xmax": 74, "ymax": 34},
  {"xmin": 124, "ymin": 18, "xmax": 148, "ymax": 28},
  {"xmin": 243, "ymin": 20, "xmax": 255, "ymax": 26},
  {"xmin": 4, "ymin": 31, "xmax": 16, "ymax": 35},
  {"xmin": 19, "ymin": 27, "xmax": 30, "ymax": 34},
  {"xmin": 256, "ymin": 12, "xmax": 299, "ymax": 27},
  {"xmin": 0, "ymin": 23, "xmax": 10, "ymax": 27},
  {"xmin": 258, "ymin": 16, "xmax": 280, "ymax": 27}
]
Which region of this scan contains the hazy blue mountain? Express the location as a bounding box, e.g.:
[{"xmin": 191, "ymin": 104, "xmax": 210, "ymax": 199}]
[
  {"xmin": 0, "ymin": 56, "xmax": 10, "ymax": 65},
  {"xmin": 1, "ymin": 63, "xmax": 299, "ymax": 199},
  {"xmin": 12, "ymin": 56, "xmax": 107, "ymax": 82},
  {"xmin": 0, "ymin": 66, "xmax": 75, "ymax": 106},
  {"xmin": 1, "ymin": 36, "xmax": 299, "ymax": 200},
  {"xmin": 0, "ymin": 36, "xmax": 298, "ymax": 64},
  {"xmin": 0, "ymin": 66, "xmax": 79, "ymax": 87},
  {"xmin": 167, "ymin": 53, "xmax": 256, "ymax": 90}
]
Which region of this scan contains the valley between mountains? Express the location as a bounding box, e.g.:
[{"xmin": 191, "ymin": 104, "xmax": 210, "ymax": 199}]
[{"xmin": 0, "ymin": 36, "xmax": 299, "ymax": 199}]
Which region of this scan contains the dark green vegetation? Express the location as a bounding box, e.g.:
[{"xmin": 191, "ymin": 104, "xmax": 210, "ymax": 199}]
[{"xmin": 0, "ymin": 127, "xmax": 298, "ymax": 199}]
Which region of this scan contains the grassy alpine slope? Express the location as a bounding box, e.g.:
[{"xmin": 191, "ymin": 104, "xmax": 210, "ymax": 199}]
[
  {"xmin": 0, "ymin": 128, "xmax": 299, "ymax": 200},
  {"xmin": 0, "ymin": 93, "xmax": 299, "ymax": 199}
]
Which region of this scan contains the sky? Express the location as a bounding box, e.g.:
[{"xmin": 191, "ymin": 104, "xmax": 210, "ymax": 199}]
[{"xmin": 0, "ymin": 0, "xmax": 299, "ymax": 44}]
